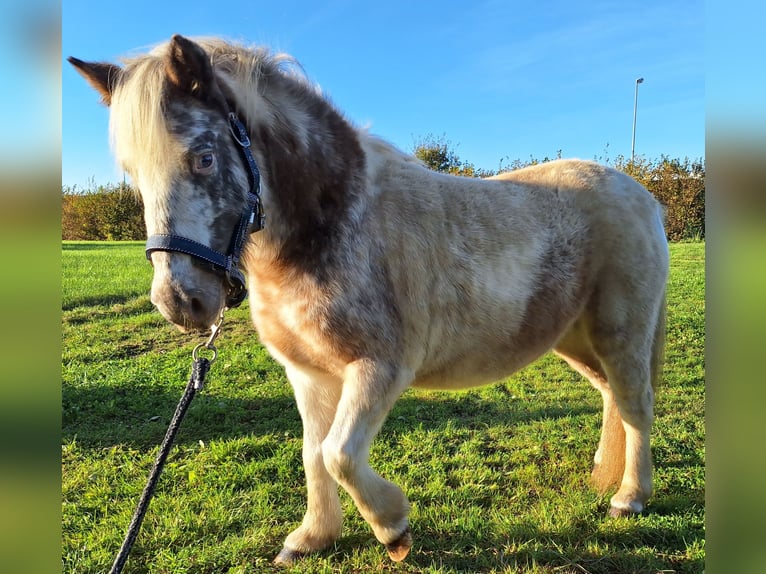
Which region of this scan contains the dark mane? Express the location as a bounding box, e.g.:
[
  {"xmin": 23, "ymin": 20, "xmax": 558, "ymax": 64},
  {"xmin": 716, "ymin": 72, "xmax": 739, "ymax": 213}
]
[
  {"xmin": 199, "ymin": 39, "xmax": 367, "ymax": 268},
  {"xmin": 111, "ymin": 37, "xmax": 367, "ymax": 271}
]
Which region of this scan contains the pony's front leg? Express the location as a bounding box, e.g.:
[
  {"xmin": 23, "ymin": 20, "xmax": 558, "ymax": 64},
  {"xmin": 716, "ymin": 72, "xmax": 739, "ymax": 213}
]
[
  {"xmin": 275, "ymin": 367, "xmax": 343, "ymax": 565},
  {"xmin": 321, "ymin": 359, "xmax": 414, "ymax": 561}
]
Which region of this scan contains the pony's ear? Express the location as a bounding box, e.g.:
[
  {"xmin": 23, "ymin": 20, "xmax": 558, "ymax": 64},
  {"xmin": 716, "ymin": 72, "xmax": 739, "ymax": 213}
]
[
  {"xmin": 68, "ymin": 57, "xmax": 121, "ymax": 106},
  {"xmin": 165, "ymin": 34, "xmax": 227, "ymax": 109}
]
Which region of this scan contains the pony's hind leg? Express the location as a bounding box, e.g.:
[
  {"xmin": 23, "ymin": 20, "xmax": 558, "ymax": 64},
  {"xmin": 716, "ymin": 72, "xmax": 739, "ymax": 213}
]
[
  {"xmin": 321, "ymin": 359, "xmax": 413, "ymax": 561},
  {"xmin": 275, "ymin": 367, "xmax": 343, "ymax": 565},
  {"xmin": 598, "ymin": 355, "xmax": 655, "ymax": 516},
  {"xmin": 555, "ymin": 296, "xmax": 661, "ymax": 517},
  {"xmin": 599, "ymin": 295, "xmax": 665, "ymax": 516},
  {"xmin": 554, "ymin": 326, "xmax": 627, "ymax": 496},
  {"xmin": 587, "ymin": 300, "xmax": 663, "ymax": 516}
]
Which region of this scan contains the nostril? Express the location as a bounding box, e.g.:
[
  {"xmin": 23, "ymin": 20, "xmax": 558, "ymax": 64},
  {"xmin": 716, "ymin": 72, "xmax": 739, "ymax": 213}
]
[
  {"xmin": 152, "ymin": 280, "xmax": 218, "ymax": 330},
  {"xmin": 190, "ymin": 296, "xmax": 204, "ymax": 318}
]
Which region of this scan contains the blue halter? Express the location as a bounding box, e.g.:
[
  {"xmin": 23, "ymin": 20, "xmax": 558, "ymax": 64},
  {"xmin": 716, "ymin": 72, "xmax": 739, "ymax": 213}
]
[{"xmin": 145, "ymin": 113, "xmax": 264, "ymax": 308}]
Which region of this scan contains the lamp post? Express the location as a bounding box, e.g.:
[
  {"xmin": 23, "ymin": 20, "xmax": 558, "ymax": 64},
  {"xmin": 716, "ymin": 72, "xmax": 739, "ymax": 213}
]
[{"xmin": 631, "ymin": 77, "xmax": 644, "ymax": 162}]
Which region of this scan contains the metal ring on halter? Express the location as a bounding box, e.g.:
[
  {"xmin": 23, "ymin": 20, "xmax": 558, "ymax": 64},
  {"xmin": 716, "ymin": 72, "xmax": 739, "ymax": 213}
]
[{"xmin": 192, "ymin": 342, "xmax": 218, "ymax": 364}]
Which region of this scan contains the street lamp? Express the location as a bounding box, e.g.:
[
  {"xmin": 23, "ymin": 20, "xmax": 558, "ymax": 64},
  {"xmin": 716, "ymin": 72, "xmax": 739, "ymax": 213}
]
[{"xmin": 631, "ymin": 77, "xmax": 644, "ymax": 162}]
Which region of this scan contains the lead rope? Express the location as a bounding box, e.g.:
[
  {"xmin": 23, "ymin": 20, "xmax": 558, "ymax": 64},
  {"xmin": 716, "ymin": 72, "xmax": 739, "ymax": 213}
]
[{"xmin": 108, "ymin": 312, "xmax": 225, "ymax": 574}]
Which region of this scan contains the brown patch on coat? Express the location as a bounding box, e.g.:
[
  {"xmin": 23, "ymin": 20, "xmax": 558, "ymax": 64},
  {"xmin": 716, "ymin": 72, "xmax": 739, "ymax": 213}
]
[
  {"xmin": 513, "ymin": 205, "xmax": 594, "ymax": 359},
  {"xmin": 249, "ymin": 253, "xmax": 403, "ymax": 376},
  {"xmin": 249, "ymin": 84, "xmax": 366, "ymax": 273}
]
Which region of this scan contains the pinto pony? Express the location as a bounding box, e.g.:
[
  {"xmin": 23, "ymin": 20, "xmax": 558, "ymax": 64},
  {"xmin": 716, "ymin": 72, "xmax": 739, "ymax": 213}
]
[{"xmin": 69, "ymin": 35, "xmax": 668, "ymax": 564}]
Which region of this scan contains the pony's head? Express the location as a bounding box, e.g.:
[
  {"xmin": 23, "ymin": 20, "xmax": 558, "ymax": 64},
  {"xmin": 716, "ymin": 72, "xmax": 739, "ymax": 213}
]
[{"xmin": 69, "ymin": 35, "xmax": 255, "ymax": 332}]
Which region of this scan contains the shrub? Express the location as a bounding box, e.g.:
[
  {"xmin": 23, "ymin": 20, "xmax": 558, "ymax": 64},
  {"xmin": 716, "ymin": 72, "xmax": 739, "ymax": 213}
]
[
  {"xmin": 614, "ymin": 155, "xmax": 705, "ymax": 241},
  {"xmin": 64, "ymin": 149, "xmax": 705, "ymax": 242},
  {"xmin": 62, "ymin": 182, "xmax": 144, "ymax": 240},
  {"xmin": 413, "ymin": 135, "xmax": 704, "ymax": 241}
]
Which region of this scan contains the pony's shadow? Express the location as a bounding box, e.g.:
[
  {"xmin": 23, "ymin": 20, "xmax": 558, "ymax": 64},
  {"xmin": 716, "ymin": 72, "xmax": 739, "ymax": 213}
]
[
  {"xmin": 62, "ymin": 380, "xmax": 595, "ymax": 450},
  {"xmin": 324, "ymin": 513, "xmax": 704, "ymax": 573},
  {"xmin": 64, "ymin": 380, "xmax": 702, "ymax": 573},
  {"xmin": 61, "ymin": 381, "xmax": 303, "ymax": 449},
  {"xmin": 63, "ymin": 292, "xmax": 144, "ymax": 312},
  {"xmin": 386, "ymin": 388, "xmax": 599, "ymax": 435}
]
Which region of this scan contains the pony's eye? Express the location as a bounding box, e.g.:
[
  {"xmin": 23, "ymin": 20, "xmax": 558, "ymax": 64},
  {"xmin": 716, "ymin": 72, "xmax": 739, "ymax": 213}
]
[{"xmin": 193, "ymin": 152, "xmax": 216, "ymax": 174}]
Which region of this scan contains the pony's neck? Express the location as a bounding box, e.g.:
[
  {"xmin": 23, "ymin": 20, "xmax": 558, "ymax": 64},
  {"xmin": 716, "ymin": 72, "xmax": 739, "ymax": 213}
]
[{"xmin": 235, "ymin": 73, "xmax": 366, "ymax": 268}]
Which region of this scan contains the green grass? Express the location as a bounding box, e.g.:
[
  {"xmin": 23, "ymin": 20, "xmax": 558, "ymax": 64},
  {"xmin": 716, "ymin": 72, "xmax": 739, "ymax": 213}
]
[{"xmin": 62, "ymin": 241, "xmax": 705, "ymax": 573}]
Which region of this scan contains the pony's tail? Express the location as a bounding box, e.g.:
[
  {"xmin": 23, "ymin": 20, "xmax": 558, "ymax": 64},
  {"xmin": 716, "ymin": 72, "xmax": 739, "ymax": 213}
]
[
  {"xmin": 591, "ymin": 400, "xmax": 626, "ymax": 494},
  {"xmin": 650, "ymin": 290, "xmax": 667, "ymax": 396}
]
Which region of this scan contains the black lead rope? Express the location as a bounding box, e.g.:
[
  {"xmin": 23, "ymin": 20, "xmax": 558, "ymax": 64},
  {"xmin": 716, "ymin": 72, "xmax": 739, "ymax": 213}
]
[
  {"xmin": 109, "ymin": 318, "xmax": 223, "ymax": 574},
  {"xmin": 111, "ymin": 113, "xmax": 260, "ymax": 573}
]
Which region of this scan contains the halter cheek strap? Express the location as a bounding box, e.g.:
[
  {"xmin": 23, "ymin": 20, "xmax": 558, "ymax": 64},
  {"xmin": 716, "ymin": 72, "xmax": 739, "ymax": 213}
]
[{"xmin": 144, "ymin": 113, "xmax": 264, "ymax": 309}]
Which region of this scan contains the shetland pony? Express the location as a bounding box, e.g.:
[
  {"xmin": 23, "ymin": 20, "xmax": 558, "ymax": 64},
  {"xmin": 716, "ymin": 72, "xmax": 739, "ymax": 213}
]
[{"xmin": 69, "ymin": 35, "xmax": 668, "ymax": 565}]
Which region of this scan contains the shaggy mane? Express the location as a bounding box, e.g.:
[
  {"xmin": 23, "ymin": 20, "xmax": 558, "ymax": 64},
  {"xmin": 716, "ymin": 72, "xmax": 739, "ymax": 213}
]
[{"xmin": 109, "ymin": 38, "xmax": 314, "ymax": 190}]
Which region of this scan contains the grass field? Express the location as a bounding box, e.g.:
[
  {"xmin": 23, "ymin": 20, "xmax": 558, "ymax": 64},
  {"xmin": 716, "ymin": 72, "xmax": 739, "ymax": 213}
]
[{"xmin": 62, "ymin": 241, "xmax": 705, "ymax": 573}]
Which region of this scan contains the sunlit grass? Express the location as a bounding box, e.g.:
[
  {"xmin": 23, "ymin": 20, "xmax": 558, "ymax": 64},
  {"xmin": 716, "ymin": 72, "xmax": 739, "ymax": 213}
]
[{"xmin": 62, "ymin": 242, "xmax": 704, "ymax": 573}]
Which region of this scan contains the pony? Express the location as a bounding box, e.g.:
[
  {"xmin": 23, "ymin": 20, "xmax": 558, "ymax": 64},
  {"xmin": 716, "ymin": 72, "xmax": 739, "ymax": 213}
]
[{"xmin": 69, "ymin": 35, "xmax": 668, "ymax": 565}]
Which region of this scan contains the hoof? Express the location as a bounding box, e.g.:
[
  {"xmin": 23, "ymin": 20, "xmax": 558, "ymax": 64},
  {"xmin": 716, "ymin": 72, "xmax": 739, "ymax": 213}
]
[
  {"xmin": 273, "ymin": 547, "xmax": 305, "ymax": 566},
  {"xmin": 608, "ymin": 504, "xmax": 642, "ymax": 518},
  {"xmin": 385, "ymin": 526, "xmax": 412, "ymax": 562}
]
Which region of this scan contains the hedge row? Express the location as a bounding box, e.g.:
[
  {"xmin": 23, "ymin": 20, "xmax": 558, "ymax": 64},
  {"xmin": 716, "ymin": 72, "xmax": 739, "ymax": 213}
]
[
  {"xmin": 612, "ymin": 155, "xmax": 705, "ymax": 241},
  {"xmin": 62, "ymin": 182, "xmax": 144, "ymax": 241},
  {"xmin": 62, "ymin": 154, "xmax": 704, "ymax": 241}
]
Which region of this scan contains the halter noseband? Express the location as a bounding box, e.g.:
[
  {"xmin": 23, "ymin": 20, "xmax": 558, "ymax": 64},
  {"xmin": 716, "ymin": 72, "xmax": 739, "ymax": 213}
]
[{"xmin": 145, "ymin": 113, "xmax": 264, "ymax": 309}]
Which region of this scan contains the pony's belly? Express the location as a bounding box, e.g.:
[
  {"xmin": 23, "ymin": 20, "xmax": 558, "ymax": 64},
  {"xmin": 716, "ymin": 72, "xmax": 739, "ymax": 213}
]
[{"xmin": 412, "ymin": 343, "xmax": 548, "ymax": 391}]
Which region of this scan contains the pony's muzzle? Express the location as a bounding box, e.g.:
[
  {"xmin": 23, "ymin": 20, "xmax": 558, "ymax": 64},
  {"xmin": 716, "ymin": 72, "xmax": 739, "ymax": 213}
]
[
  {"xmin": 150, "ymin": 283, "xmax": 221, "ymax": 332},
  {"xmin": 149, "ymin": 253, "xmax": 226, "ymax": 331}
]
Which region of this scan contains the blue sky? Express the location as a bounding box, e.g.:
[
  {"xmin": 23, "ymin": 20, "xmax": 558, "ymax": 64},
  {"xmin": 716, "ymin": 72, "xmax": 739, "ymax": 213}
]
[{"xmin": 62, "ymin": 0, "xmax": 704, "ymax": 189}]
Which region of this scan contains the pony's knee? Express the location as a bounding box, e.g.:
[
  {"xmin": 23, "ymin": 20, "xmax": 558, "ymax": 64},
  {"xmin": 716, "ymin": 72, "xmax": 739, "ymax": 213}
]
[
  {"xmin": 603, "ymin": 365, "xmax": 655, "ymax": 428},
  {"xmin": 614, "ymin": 386, "xmax": 654, "ymax": 430},
  {"xmin": 321, "ymin": 439, "xmax": 357, "ymax": 483}
]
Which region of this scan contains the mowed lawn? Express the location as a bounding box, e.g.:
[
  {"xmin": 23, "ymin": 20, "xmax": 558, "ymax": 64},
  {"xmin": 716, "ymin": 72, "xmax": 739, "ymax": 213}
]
[{"xmin": 62, "ymin": 241, "xmax": 704, "ymax": 573}]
